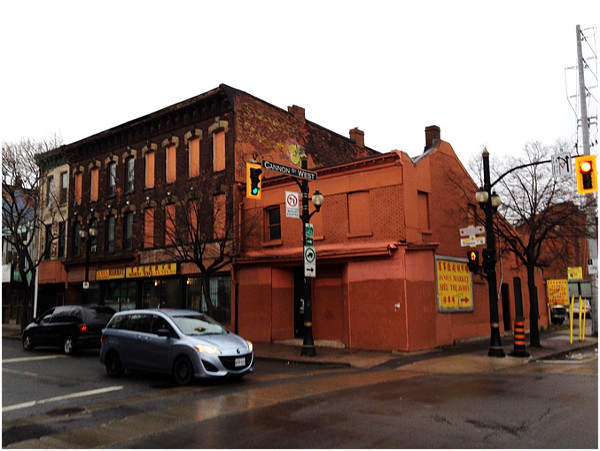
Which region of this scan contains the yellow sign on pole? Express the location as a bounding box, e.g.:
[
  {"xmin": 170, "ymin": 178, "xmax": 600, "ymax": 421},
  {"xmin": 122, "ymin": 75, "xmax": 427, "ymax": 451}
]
[
  {"xmin": 567, "ymin": 267, "xmax": 583, "ymax": 280},
  {"xmin": 546, "ymin": 279, "xmax": 569, "ymax": 306}
]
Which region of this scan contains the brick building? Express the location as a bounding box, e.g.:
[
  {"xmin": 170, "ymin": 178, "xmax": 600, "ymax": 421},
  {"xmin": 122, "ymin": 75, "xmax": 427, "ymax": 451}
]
[
  {"xmin": 235, "ymin": 126, "xmax": 548, "ymax": 351},
  {"xmin": 47, "ymin": 85, "xmax": 376, "ymax": 325}
]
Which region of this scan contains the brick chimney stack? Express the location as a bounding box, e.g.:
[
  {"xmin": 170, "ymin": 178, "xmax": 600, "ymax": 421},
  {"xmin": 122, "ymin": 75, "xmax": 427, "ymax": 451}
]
[
  {"xmin": 349, "ymin": 127, "xmax": 364, "ymax": 147},
  {"xmin": 288, "ymin": 105, "xmax": 305, "ymax": 122},
  {"xmin": 425, "ymin": 125, "xmax": 441, "ymax": 150}
]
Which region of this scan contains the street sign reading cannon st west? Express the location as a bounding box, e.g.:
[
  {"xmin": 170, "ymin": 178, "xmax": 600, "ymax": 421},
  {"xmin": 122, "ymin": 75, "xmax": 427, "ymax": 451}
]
[{"xmin": 262, "ymin": 160, "xmax": 317, "ymax": 181}]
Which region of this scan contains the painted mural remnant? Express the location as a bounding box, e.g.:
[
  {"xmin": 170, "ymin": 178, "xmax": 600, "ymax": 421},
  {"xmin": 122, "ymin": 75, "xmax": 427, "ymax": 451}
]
[
  {"xmin": 435, "ymin": 256, "xmax": 474, "ymax": 312},
  {"xmin": 287, "ymin": 140, "xmax": 306, "ymax": 165}
]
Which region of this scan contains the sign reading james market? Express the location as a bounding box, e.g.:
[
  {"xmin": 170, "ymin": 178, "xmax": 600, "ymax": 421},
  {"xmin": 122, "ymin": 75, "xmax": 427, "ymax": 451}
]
[{"xmin": 435, "ymin": 256, "xmax": 474, "ymax": 312}]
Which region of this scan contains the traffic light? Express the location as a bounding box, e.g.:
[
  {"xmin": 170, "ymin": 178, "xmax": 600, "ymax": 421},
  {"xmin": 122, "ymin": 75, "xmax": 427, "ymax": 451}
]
[
  {"xmin": 246, "ymin": 161, "xmax": 262, "ymax": 199},
  {"xmin": 575, "ymin": 155, "xmax": 597, "ymax": 194},
  {"xmin": 467, "ymin": 250, "xmax": 479, "ymax": 274}
]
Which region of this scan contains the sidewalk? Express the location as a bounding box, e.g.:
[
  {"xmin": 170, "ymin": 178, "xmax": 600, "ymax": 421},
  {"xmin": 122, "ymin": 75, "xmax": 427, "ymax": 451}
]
[{"xmin": 3, "ymin": 323, "xmax": 597, "ymax": 372}]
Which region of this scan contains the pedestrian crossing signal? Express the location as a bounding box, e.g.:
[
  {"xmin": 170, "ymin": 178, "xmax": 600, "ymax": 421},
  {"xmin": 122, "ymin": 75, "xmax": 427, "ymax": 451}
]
[
  {"xmin": 467, "ymin": 250, "xmax": 479, "ymax": 274},
  {"xmin": 575, "ymin": 155, "xmax": 597, "ymax": 194},
  {"xmin": 246, "ymin": 161, "xmax": 262, "ymax": 199}
]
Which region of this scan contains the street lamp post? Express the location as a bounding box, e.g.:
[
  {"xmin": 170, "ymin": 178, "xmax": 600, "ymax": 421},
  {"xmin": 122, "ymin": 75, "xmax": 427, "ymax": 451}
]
[
  {"xmin": 79, "ymin": 218, "xmax": 97, "ymax": 305},
  {"xmin": 475, "ymin": 149, "xmax": 505, "ymax": 358},
  {"xmin": 298, "ymin": 157, "xmax": 324, "ymax": 357}
]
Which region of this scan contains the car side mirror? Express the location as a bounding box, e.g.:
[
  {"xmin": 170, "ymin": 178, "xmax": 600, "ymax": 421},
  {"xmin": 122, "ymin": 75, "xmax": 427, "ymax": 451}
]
[{"xmin": 157, "ymin": 328, "xmax": 171, "ymax": 338}]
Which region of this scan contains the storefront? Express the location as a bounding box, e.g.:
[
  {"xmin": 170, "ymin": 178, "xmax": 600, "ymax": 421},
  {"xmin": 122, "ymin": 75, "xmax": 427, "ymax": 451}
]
[{"xmin": 91, "ymin": 263, "xmax": 232, "ymax": 325}]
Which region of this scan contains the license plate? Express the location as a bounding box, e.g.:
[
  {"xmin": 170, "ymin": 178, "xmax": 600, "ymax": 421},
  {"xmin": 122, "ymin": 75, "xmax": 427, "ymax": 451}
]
[{"xmin": 235, "ymin": 357, "xmax": 246, "ymax": 367}]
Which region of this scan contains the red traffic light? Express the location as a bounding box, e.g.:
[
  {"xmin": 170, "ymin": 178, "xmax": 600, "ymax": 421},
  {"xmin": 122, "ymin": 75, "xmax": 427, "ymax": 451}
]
[
  {"xmin": 579, "ymin": 160, "xmax": 592, "ymax": 173},
  {"xmin": 575, "ymin": 155, "xmax": 597, "ymax": 194}
]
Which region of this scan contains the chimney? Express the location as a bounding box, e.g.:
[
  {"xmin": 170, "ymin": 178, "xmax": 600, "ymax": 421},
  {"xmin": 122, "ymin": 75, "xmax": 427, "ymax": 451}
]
[
  {"xmin": 288, "ymin": 105, "xmax": 305, "ymax": 122},
  {"xmin": 425, "ymin": 125, "xmax": 441, "ymax": 150},
  {"xmin": 349, "ymin": 127, "xmax": 365, "ymax": 147}
]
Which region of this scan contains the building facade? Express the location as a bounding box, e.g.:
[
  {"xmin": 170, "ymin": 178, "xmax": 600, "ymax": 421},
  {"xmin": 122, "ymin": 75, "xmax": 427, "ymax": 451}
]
[
  {"xmin": 48, "ymin": 85, "xmax": 376, "ymax": 326},
  {"xmin": 35, "ymin": 148, "xmax": 70, "ymax": 316},
  {"xmin": 235, "ymin": 127, "xmax": 548, "ymax": 351}
]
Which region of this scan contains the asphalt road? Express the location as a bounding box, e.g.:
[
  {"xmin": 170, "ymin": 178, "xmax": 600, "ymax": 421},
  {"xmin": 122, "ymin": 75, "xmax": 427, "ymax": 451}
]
[{"xmin": 2, "ymin": 338, "xmax": 598, "ymax": 448}]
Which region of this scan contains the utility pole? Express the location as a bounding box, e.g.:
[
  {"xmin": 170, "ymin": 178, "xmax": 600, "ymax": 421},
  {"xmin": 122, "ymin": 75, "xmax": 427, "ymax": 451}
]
[
  {"xmin": 576, "ymin": 24, "xmax": 598, "ymax": 336},
  {"xmin": 576, "ymin": 25, "xmax": 591, "ymax": 156}
]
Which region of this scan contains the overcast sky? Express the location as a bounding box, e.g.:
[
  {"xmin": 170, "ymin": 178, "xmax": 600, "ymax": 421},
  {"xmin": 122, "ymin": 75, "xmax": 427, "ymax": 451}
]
[{"xmin": 1, "ymin": 0, "xmax": 598, "ymax": 165}]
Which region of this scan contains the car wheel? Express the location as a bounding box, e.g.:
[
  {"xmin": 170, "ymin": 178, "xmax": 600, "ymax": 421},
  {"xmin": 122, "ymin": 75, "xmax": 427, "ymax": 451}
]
[
  {"xmin": 105, "ymin": 351, "xmax": 124, "ymax": 377},
  {"xmin": 22, "ymin": 334, "xmax": 34, "ymax": 351},
  {"xmin": 63, "ymin": 336, "xmax": 76, "ymax": 355},
  {"xmin": 173, "ymin": 356, "xmax": 194, "ymax": 386}
]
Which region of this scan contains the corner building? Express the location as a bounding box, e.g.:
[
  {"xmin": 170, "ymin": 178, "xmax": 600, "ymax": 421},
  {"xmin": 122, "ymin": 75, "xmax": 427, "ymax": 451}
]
[
  {"xmin": 236, "ymin": 127, "xmax": 547, "ymax": 351},
  {"xmin": 58, "ymin": 85, "xmax": 376, "ymax": 327}
]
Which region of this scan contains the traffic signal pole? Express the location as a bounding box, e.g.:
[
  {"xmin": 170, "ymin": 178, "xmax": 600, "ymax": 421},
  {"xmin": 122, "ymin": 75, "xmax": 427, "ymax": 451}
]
[
  {"xmin": 481, "ymin": 151, "xmax": 505, "ymax": 357},
  {"xmin": 299, "ymin": 161, "xmax": 316, "ymax": 356}
]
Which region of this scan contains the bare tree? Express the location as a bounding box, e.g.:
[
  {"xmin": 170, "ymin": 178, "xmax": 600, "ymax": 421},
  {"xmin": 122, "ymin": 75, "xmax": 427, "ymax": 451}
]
[
  {"xmin": 491, "ymin": 141, "xmax": 596, "ymax": 346},
  {"xmin": 157, "ymin": 180, "xmax": 260, "ymax": 321},
  {"xmin": 2, "ymin": 135, "xmax": 63, "ymax": 330}
]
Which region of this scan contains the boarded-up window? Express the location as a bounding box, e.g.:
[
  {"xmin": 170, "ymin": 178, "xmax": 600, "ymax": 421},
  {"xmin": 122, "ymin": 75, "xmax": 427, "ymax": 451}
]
[
  {"xmin": 90, "ymin": 168, "xmax": 99, "ymax": 202},
  {"xmin": 166, "ymin": 144, "xmax": 176, "ymax": 183},
  {"xmin": 145, "ymin": 151, "xmax": 155, "ymax": 188},
  {"xmin": 165, "ymin": 204, "xmax": 176, "ymax": 246},
  {"xmin": 347, "ymin": 191, "xmax": 370, "ymax": 235},
  {"xmin": 213, "ymin": 194, "xmax": 226, "ymax": 239},
  {"xmin": 417, "ymin": 191, "xmax": 431, "ymax": 230},
  {"xmin": 213, "ymin": 130, "xmax": 225, "ymax": 172},
  {"xmin": 188, "ymin": 137, "xmax": 200, "ymax": 178},
  {"xmin": 74, "ymin": 172, "xmax": 82, "ymax": 205},
  {"xmin": 144, "ymin": 208, "xmax": 154, "ymax": 249}
]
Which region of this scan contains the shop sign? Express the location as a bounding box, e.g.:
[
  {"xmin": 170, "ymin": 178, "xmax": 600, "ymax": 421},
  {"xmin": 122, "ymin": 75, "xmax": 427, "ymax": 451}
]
[
  {"xmin": 435, "ymin": 256, "xmax": 474, "ymax": 312},
  {"xmin": 126, "ymin": 263, "xmax": 177, "ymax": 278},
  {"xmin": 547, "ymin": 279, "xmax": 569, "ymax": 306},
  {"xmin": 567, "ymin": 267, "xmax": 583, "ymax": 280},
  {"xmin": 96, "ymin": 268, "xmax": 126, "ymax": 280}
]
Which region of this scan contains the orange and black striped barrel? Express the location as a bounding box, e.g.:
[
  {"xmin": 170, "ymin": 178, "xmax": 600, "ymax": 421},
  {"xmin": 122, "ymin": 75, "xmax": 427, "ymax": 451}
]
[{"xmin": 510, "ymin": 317, "xmax": 530, "ymax": 357}]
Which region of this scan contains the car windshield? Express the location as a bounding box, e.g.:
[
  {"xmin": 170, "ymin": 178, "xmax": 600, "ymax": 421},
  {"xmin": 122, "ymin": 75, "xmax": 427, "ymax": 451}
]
[{"xmin": 171, "ymin": 315, "xmax": 229, "ymax": 336}]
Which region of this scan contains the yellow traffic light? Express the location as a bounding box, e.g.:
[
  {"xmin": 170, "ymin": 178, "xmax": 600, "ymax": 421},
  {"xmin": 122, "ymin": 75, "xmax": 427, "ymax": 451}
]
[
  {"xmin": 246, "ymin": 161, "xmax": 262, "ymax": 199},
  {"xmin": 575, "ymin": 155, "xmax": 597, "ymax": 194}
]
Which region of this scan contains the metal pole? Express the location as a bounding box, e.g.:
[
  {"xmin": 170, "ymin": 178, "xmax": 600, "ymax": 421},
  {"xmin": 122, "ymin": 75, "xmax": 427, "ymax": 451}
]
[
  {"xmin": 482, "ymin": 150, "xmax": 505, "ymax": 357},
  {"xmin": 576, "ymin": 25, "xmax": 590, "ymax": 156},
  {"xmin": 300, "ymin": 158, "xmax": 316, "ymax": 356},
  {"xmin": 576, "ymin": 25, "xmax": 598, "ymax": 337},
  {"xmin": 84, "ymin": 234, "xmax": 90, "ymax": 305}
]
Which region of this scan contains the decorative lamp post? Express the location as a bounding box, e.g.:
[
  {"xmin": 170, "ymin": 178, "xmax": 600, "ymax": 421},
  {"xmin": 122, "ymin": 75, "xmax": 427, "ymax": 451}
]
[
  {"xmin": 476, "ymin": 149, "xmax": 505, "ymax": 357},
  {"xmin": 299, "ymin": 157, "xmax": 324, "ymax": 357},
  {"xmin": 79, "ymin": 219, "xmax": 97, "ymax": 304}
]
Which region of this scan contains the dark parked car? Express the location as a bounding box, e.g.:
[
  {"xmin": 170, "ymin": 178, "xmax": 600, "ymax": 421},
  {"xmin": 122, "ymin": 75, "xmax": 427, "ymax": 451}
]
[
  {"xmin": 22, "ymin": 305, "xmax": 115, "ymax": 354},
  {"xmin": 100, "ymin": 309, "xmax": 254, "ymax": 385}
]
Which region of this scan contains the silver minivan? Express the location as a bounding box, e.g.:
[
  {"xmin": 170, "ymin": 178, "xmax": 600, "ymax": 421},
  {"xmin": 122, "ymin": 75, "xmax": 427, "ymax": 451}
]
[{"xmin": 100, "ymin": 309, "xmax": 254, "ymax": 385}]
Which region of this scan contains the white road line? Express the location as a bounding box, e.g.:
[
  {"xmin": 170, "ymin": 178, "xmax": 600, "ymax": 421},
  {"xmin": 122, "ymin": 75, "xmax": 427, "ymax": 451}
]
[
  {"xmin": 3, "ymin": 355, "xmax": 68, "ymax": 364},
  {"xmin": 2, "ymin": 386, "xmax": 124, "ymax": 412}
]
